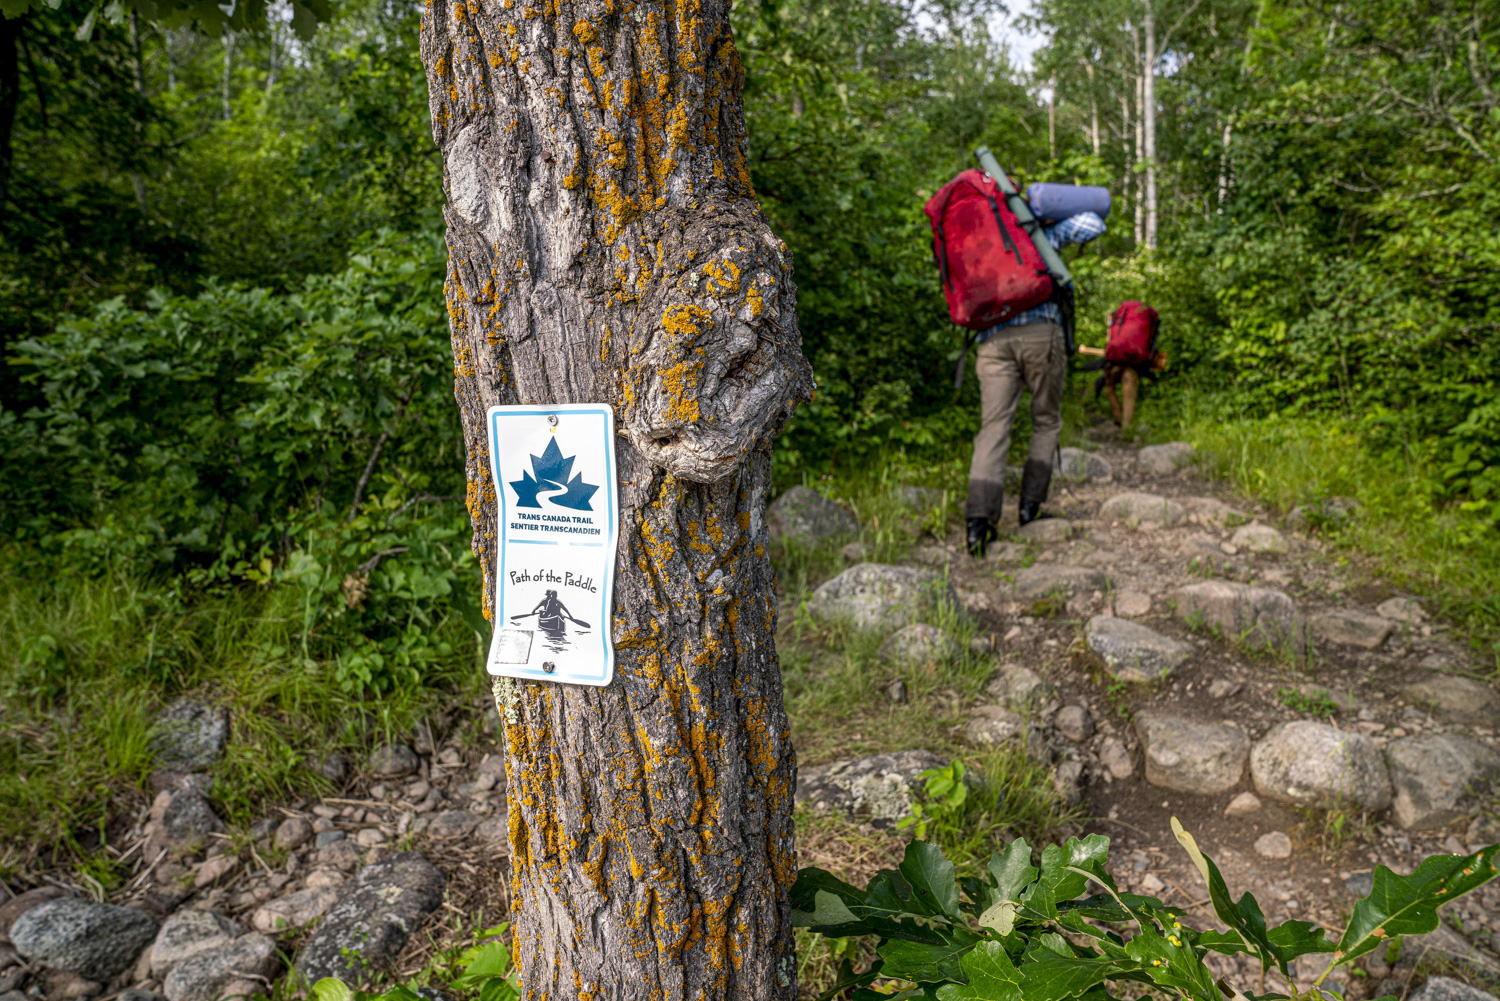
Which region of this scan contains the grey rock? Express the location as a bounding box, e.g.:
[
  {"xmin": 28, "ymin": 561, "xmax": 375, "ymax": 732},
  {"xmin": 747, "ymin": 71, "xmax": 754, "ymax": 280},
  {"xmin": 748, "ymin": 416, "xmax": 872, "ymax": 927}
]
[
  {"xmin": 1250, "ymin": 721, "xmax": 1392, "ymax": 810},
  {"xmin": 878, "ymin": 624, "xmax": 960, "ymax": 668},
  {"xmin": 317, "ymin": 840, "xmax": 361, "ymax": 871},
  {"xmin": 1099, "ymin": 492, "xmax": 1187, "ymax": 528},
  {"xmin": 1254, "ymin": 831, "xmax": 1293, "ymax": 859},
  {"xmin": 1386, "ymin": 734, "xmax": 1500, "ymax": 830},
  {"xmin": 1184, "ymin": 497, "xmax": 1248, "ymax": 528},
  {"xmin": 1135, "ymin": 714, "xmax": 1250, "ymax": 795},
  {"xmin": 160, "ymin": 791, "xmax": 224, "ymax": 853},
  {"xmin": 149, "ymin": 911, "xmax": 243, "ymax": 980},
  {"xmin": 474, "ymin": 815, "xmax": 509, "ymax": 849},
  {"xmin": 767, "ymin": 486, "xmax": 859, "ymax": 545},
  {"xmin": 884, "ymin": 678, "xmax": 908, "ymax": 703},
  {"xmin": 1057, "ymin": 447, "xmax": 1111, "ymax": 482},
  {"xmin": 1016, "ymin": 518, "xmax": 1071, "ymax": 543},
  {"xmin": 894, "ymin": 485, "xmax": 945, "ymax": 509},
  {"xmin": 1208, "ymin": 678, "xmax": 1243, "ymax": 699},
  {"xmin": 307, "ymin": 753, "xmax": 347, "ymax": 783},
  {"xmin": 252, "ymin": 886, "xmax": 339, "ymax": 934},
  {"xmin": 1310, "ymin": 611, "xmax": 1394, "ymax": 650},
  {"xmin": 1378, "ymin": 597, "xmax": 1427, "ymax": 624},
  {"xmin": 1013, "ymin": 564, "xmax": 1109, "ymax": 602},
  {"xmin": 966, "ymin": 705, "xmax": 1041, "ymax": 756},
  {"xmin": 1054, "ymin": 705, "xmax": 1094, "ymax": 743},
  {"xmin": 1414, "ymin": 977, "xmax": 1500, "ymax": 1001},
  {"xmin": 314, "ymin": 831, "xmax": 345, "ymax": 848},
  {"xmin": 806, "ymin": 564, "xmax": 958, "ymax": 630},
  {"xmin": 478, "ymin": 755, "xmax": 507, "ymax": 795},
  {"xmin": 841, "ymin": 541, "xmax": 868, "ymax": 563},
  {"xmin": 273, "ymin": 817, "xmax": 312, "ymax": 851},
  {"xmin": 1137, "ymin": 441, "xmax": 1196, "ymax": 475},
  {"xmin": 1053, "ymin": 759, "xmax": 1085, "ymax": 803},
  {"xmin": 118, "ymin": 992, "xmax": 168, "ymax": 1001},
  {"xmin": 1230, "ymin": 523, "xmax": 1289, "ymax": 555},
  {"xmin": 1401, "ymin": 675, "xmax": 1500, "ymax": 725},
  {"xmin": 369, "ymin": 744, "xmax": 418, "ymax": 778},
  {"xmin": 1171, "ymin": 580, "xmax": 1305, "ymax": 653},
  {"xmin": 0, "ymin": 888, "xmax": 69, "ymax": 941},
  {"xmin": 296, "ymin": 852, "xmax": 445, "ymax": 986},
  {"xmin": 1179, "ymin": 533, "xmax": 1241, "ymax": 576},
  {"xmin": 1403, "ymin": 925, "xmax": 1500, "ymax": 977},
  {"xmin": 11, "ymin": 899, "xmax": 158, "ymax": 981},
  {"xmin": 150, "ymin": 699, "xmax": 228, "ymax": 773},
  {"xmin": 427, "ymin": 810, "xmax": 482, "ymax": 840},
  {"xmin": 37, "ymin": 969, "xmax": 101, "ymax": 1000},
  {"xmin": 1285, "ymin": 496, "xmax": 1361, "ymax": 532},
  {"xmin": 1099, "ymin": 738, "xmax": 1133, "ymax": 779},
  {"xmin": 1113, "ymin": 589, "xmax": 1152, "ymax": 617},
  {"xmin": 162, "ymin": 933, "xmax": 277, "ymax": 1001},
  {"xmin": 1344, "ymin": 872, "xmax": 1373, "ymax": 898},
  {"xmin": 1224, "ymin": 791, "xmax": 1262, "ymax": 817},
  {"xmin": 1086, "ymin": 616, "xmax": 1192, "ymax": 683},
  {"xmin": 984, "ymin": 664, "xmax": 1052, "ymax": 710},
  {"xmin": 795, "ymin": 750, "xmax": 950, "ymax": 828}
]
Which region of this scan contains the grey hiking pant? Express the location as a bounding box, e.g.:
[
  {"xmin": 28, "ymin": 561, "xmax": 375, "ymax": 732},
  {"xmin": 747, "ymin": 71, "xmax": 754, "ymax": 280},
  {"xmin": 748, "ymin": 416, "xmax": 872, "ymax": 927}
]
[{"xmin": 965, "ymin": 320, "xmax": 1066, "ymax": 523}]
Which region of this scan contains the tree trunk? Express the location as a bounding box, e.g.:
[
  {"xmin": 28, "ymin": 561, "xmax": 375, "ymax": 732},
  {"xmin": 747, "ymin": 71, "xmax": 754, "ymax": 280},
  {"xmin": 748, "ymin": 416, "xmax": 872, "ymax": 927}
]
[
  {"xmin": 417, "ymin": 3, "xmax": 814, "ymax": 1000},
  {"xmin": 1048, "ymin": 74, "xmax": 1056, "ymax": 160},
  {"xmin": 1133, "ymin": 65, "xmax": 1143, "ymax": 246},
  {"xmin": 1085, "ymin": 62, "xmax": 1099, "ymax": 156},
  {"xmin": 1143, "ymin": 0, "xmax": 1158, "ymax": 248}
]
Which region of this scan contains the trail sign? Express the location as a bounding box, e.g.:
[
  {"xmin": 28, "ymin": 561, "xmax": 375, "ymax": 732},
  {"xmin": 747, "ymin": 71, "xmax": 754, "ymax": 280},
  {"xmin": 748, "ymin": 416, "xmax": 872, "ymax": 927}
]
[{"xmin": 484, "ymin": 404, "xmax": 619, "ymax": 687}]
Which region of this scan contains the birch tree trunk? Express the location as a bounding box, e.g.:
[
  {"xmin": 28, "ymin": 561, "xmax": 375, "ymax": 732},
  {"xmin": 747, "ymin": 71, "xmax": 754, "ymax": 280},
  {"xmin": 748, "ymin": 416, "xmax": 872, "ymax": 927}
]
[
  {"xmin": 1143, "ymin": 0, "xmax": 1158, "ymax": 248},
  {"xmin": 417, "ymin": 3, "xmax": 814, "ymax": 1000}
]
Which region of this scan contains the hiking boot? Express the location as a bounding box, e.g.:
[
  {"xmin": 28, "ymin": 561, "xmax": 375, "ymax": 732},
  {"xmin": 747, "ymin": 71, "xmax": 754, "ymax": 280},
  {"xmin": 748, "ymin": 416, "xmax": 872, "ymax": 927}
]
[
  {"xmin": 1018, "ymin": 499, "xmax": 1046, "ymax": 526},
  {"xmin": 966, "ymin": 518, "xmax": 996, "ymax": 558},
  {"xmin": 1018, "ymin": 459, "xmax": 1054, "ymax": 527}
]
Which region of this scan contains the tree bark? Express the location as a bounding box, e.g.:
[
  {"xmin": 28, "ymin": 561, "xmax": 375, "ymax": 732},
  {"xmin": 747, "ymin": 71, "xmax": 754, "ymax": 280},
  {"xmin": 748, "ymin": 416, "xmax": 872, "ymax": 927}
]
[
  {"xmin": 1085, "ymin": 61, "xmax": 1099, "ymax": 156},
  {"xmin": 417, "ymin": 3, "xmax": 814, "ymax": 999}
]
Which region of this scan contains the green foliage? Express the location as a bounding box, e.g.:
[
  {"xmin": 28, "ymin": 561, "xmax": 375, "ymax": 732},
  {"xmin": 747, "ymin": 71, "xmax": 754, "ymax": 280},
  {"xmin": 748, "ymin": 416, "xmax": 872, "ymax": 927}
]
[
  {"xmin": 1276, "ymin": 688, "xmax": 1339, "ymax": 718},
  {"xmin": 308, "ymin": 923, "xmax": 519, "ymax": 1001},
  {"xmin": 899, "ymin": 759, "xmax": 970, "ymax": 841},
  {"xmin": 794, "ymin": 818, "xmax": 1500, "ymax": 1001}
]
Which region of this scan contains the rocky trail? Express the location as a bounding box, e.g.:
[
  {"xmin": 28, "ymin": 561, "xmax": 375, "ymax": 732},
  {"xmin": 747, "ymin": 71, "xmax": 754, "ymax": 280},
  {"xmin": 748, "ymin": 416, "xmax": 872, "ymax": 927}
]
[
  {"xmin": 2, "ymin": 439, "xmax": 1499, "ymax": 1001},
  {"xmin": 777, "ymin": 438, "xmax": 1500, "ymax": 1000}
]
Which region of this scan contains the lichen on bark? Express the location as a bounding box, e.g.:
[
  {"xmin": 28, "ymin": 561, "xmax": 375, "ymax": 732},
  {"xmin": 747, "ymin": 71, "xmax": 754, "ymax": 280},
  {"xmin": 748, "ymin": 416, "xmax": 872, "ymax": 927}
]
[{"xmin": 418, "ymin": 0, "xmax": 812, "ymax": 997}]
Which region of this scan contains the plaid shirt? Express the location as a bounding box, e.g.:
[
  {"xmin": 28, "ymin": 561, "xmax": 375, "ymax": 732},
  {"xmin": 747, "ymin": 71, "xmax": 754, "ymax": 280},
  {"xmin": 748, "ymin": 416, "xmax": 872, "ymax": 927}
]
[{"xmin": 975, "ymin": 211, "xmax": 1105, "ymax": 343}]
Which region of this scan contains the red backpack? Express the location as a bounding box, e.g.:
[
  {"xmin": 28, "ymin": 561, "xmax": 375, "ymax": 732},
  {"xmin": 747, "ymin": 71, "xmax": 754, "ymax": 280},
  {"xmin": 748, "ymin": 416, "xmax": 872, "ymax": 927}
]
[
  {"xmin": 1106, "ymin": 301, "xmax": 1159, "ymax": 365},
  {"xmin": 924, "ymin": 169, "xmax": 1052, "ymax": 330}
]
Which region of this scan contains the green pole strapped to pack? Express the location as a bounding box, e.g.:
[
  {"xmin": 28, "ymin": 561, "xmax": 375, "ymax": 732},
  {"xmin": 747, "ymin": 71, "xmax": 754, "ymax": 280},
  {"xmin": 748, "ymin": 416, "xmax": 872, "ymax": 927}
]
[{"xmin": 973, "ymin": 146, "xmax": 1073, "ymax": 289}]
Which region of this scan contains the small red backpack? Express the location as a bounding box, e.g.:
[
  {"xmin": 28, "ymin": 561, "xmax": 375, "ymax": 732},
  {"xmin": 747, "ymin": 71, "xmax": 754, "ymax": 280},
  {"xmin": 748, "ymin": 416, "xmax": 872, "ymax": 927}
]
[
  {"xmin": 924, "ymin": 169, "xmax": 1052, "ymax": 330},
  {"xmin": 1106, "ymin": 301, "xmax": 1159, "ymax": 365}
]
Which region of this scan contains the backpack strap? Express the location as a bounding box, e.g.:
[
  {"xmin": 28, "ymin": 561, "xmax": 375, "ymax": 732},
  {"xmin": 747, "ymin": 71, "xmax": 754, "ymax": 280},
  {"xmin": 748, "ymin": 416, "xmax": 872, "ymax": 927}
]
[
  {"xmin": 953, "ymin": 327, "xmax": 981, "ymax": 390},
  {"xmin": 980, "ymin": 190, "xmax": 1024, "ymax": 267}
]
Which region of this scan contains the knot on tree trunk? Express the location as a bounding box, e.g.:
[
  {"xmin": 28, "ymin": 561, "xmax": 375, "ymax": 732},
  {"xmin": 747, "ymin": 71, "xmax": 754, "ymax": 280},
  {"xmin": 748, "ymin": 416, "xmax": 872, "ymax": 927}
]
[{"xmin": 622, "ymin": 202, "xmax": 813, "ymax": 483}]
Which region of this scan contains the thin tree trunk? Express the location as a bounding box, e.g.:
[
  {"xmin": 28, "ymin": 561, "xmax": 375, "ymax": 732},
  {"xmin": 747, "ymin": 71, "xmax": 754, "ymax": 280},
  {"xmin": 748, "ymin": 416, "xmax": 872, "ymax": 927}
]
[
  {"xmin": 418, "ymin": 4, "xmax": 813, "ymax": 999},
  {"xmin": 1120, "ymin": 92, "xmax": 1132, "ymax": 235},
  {"xmin": 1143, "ymin": 0, "xmax": 1158, "ymax": 248},
  {"xmin": 1133, "ymin": 64, "xmax": 1143, "ymax": 245},
  {"xmin": 1048, "ymin": 74, "xmax": 1056, "ymax": 160},
  {"xmin": 266, "ymin": 21, "xmax": 279, "ymax": 94},
  {"xmin": 1085, "ymin": 62, "xmax": 1099, "ymax": 156},
  {"xmin": 1218, "ymin": 118, "xmax": 1232, "ymax": 210},
  {"xmin": 221, "ymin": 30, "xmax": 234, "ymax": 119}
]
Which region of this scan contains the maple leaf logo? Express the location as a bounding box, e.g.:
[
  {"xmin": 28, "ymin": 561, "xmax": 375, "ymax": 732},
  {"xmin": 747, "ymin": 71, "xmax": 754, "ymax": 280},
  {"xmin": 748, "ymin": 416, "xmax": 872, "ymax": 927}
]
[{"xmin": 509, "ymin": 438, "xmax": 599, "ymax": 512}]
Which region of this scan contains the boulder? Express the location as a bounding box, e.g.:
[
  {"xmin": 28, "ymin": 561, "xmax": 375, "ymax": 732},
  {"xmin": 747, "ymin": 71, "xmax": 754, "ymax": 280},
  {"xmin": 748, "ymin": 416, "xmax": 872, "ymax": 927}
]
[
  {"xmin": 148, "ymin": 912, "xmax": 243, "ymax": 980},
  {"xmin": 162, "ymin": 933, "xmax": 277, "ymax": 1001},
  {"xmin": 150, "ymin": 699, "xmax": 229, "ymax": 773},
  {"xmin": 157, "ymin": 790, "xmax": 225, "ymax": 854},
  {"xmin": 1310, "ymin": 610, "xmax": 1394, "ymax": 650},
  {"xmin": 1013, "ymin": 565, "xmax": 1109, "ymax": 602},
  {"xmin": 11, "ymin": 899, "xmax": 158, "ymax": 981},
  {"xmin": 1250, "ymin": 721, "xmax": 1392, "ymax": 810},
  {"xmin": 1385, "ymin": 734, "xmax": 1500, "ymax": 830},
  {"xmin": 1016, "ymin": 518, "xmax": 1071, "ymax": 543},
  {"xmin": 1112, "ymin": 590, "xmax": 1152, "ymax": 617},
  {"xmin": 1057, "ymin": 447, "xmax": 1111, "ymax": 482},
  {"xmin": 0, "ymin": 887, "xmax": 69, "ymax": 944},
  {"xmin": 1401, "ymin": 675, "xmax": 1500, "ymax": 725},
  {"xmin": 252, "ymin": 886, "xmax": 339, "ymax": 934},
  {"xmin": 983, "ymin": 664, "xmax": 1053, "ymax": 710},
  {"xmin": 369, "ymin": 743, "xmax": 419, "ymax": 778},
  {"xmin": 767, "ymin": 486, "xmax": 859, "ymax": 545},
  {"xmin": 1054, "ymin": 705, "xmax": 1094, "ymax": 743},
  {"xmin": 1135, "ymin": 714, "xmax": 1249, "ymax": 795},
  {"xmin": 1137, "ymin": 441, "xmax": 1195, "ymax": 475},
  {"xmin": 1377, "ymin": 597, "xmax": 1427, "ymax": 624},
  {"xmin": 1099, "ymin": 492, "xmax": 1187, "ymax": 528},
  {"xmin": 795, "ymin": 750, "xmax": 950, "ymax": 828},
  {"xmin": 427, "ymin": 810, "xmax": 482, "ymax": 840},
  {"xmin": 1414, "ymin": 977, "xmax": 1500, "ymax": 1001},
  {"xmin": 1284, "ymin": 496, "xmax": 1361, "ymax": 532},
  {"xmin": 1170, "ymin": 580, "xmax": 1305, "ymax": 653},
  {"xmin": 274, "ymin": 817, "xmax": 312, "ymax": 851},
  {"xmin": 296, "ymin": 851, "xmax": 446, "ymax": 986},
  {"xmin": 806, "ymin": 564, "xmax": 958, "ymax": 630},
  {"xmin": 1184, "ymin": 497, "xmax": 1248, "ymax": 528},
  {"xmin": 1229, "ymin": 523, "xmax": 1289, "ymax": 555},
  {"xmin": 1085, "ymin": 616, "xmax": 1192, "ymax": 683},
  {"xmin": 878, "ymin": 624, "xmax": 961, "ymax": 668}
]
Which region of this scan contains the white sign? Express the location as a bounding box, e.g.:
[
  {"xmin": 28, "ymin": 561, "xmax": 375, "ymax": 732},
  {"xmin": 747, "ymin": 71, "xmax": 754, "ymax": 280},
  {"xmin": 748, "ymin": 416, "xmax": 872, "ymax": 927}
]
[{"xmin": 484, "ymin": 404, "xmax": 619, "ymax": 687}]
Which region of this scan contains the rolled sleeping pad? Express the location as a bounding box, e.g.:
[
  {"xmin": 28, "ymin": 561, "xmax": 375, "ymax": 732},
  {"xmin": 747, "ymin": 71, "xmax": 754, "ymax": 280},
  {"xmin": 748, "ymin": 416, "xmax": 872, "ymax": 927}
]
[{"xmin": 1026, "ymin": 183, "xmax": 1111, "ymax": 223}]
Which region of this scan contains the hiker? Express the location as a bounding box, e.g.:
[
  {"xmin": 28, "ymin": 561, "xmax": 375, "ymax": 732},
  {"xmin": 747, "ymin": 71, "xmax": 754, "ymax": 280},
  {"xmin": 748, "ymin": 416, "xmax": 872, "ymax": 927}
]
[{"xmin": 1087, "ymin": 301, "xmax": 1165, "ymax": 428}]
